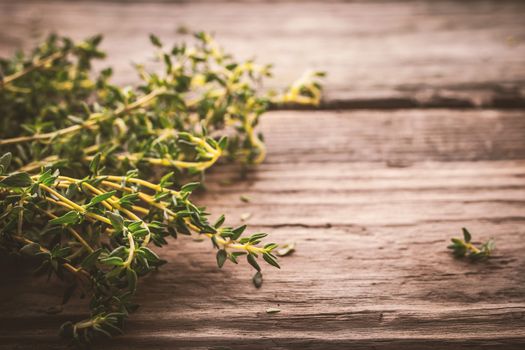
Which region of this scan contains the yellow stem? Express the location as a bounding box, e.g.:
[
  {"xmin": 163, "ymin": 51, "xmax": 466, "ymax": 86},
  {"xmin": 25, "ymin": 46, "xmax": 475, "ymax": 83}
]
[
  {"xmin": 36, "ymin": 207, "xmax": 94, "ymax": 253},
  {"xmin": 101, "ymin": 180, "xmax": 179, "ymax": 220},
  {"xmin": 68, "ymin": 178, "xmax": 152, "ymax": 246},
  {"xmin": 100, "ymin": 176, "xmax": 178, "ymax": 195},
  {"xmin": 1, "ymin": 51, "xmax": 67, "ymax": 87},
  {"xmin": 0, "ymin": 87, "xmax": 167, "ymax": 146},
  {"xmin": 123, "ymin": 232, "xmax": 135, "ymax": 268},
  {"xmin": 39, "ymin": 183, "xmax": 86, "ymax": 213},
  {"xmin": 466, "ymin": 242, "xmax": 481, "ymax": 254},
  {"xmin": 11, "ymin": 235, "xmax": 87, "ymax": 277},
  {"xmin": 100, "ymin": 178, "xmax": 264, "ymax": 254},
  {"xmin": 244, "ymin": 115, "xmax": 266, "ymax": 164}
]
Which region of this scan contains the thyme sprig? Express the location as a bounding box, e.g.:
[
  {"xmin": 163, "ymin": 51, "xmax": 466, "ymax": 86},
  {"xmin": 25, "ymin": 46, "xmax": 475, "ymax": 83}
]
[
  {"xmin": 448, "ymin": 228, "xmax": 495, "ymax": 260},
  {"xmin": 0, "ymin": 153, "xmax": 278, "ymax": 343},
  {"xmin": 1, "ymin": 33, "xmax": 323, "ymax": 176},
  {"xmin": 0, "ymin": 33, "xmax": 321, "ymax": 344}
]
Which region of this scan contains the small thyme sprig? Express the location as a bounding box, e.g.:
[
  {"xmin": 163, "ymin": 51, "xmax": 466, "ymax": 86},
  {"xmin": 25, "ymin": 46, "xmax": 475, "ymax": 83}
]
[
  {"xmin": 0, "ymin": 153, "xmax": 279, "ymax": 343},
  {"xmin": 448, "ymin": 228, "xmax": 495, "ymax": 260}
]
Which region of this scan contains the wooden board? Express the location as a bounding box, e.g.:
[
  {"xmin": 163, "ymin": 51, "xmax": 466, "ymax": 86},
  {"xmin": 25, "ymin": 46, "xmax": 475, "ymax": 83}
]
[
  {"xmin": 1, "ymin": 0, "xmax": 525, "ymax": 348},
  {"xmin": 0, "ymin": 109, "xmax": 524, "ymax": 349},
  {"xmin": 0, "ymin": 0, "xmax": 524, "ymax": 108}
]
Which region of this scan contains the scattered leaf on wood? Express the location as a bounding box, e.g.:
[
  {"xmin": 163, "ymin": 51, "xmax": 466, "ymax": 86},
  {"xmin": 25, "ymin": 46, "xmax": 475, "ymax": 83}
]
[
  {"xmin": 266, "ymin": 308, "xmax": 281, "ymax": 314},
  {"xmin": 276, "ymin": 242, "xmax": 296, "ymax": 257},
  {"xmin": 252, "ymin": 271, "xmax": 263, "ymax": 288}
]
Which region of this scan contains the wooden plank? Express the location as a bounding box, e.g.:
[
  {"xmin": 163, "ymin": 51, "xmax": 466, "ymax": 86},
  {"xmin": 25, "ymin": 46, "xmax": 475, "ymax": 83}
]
[
  {"xmin": 0, "ymin": 0, "xmax": 524, "ymax": 107},
  {"xmin": 256, "ymin": 109, "xmax": 525, "ymax": 163},
  {"xmin": 0, "ymin": 109, "xmax": 524, "ymax": 349}
]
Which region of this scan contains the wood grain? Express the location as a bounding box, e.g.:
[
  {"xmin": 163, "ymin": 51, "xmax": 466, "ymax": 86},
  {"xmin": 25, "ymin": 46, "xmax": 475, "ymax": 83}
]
[
  {"xmin": 0, "ymin": 0, "xmax": 524, "ymax": 348},
  {"xmin": 0, "ymin": 109, "xmax": 524, "ymax": 349},
  {"xmin": 0, "ymin": 0, "xmax": 524, "ymax": 108}
]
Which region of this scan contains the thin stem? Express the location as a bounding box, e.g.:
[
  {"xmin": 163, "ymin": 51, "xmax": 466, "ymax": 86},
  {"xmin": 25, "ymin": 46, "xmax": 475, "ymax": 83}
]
[
  {"xmin": 243, "ymin": 114, "xmax": 266, "ymax": 164},
  {"xmin": 101, "ymin": 178, "xmax": 265, "ymax": 254},
  {"xmin": 59, "ymin": 177, "xmax": 151, "ymax": 246},
  {"xmin": 466, "ymin": 242, "xmax": 481, "ymax": 254},
  {"xmin": 1, "ymin": 51, "xmax": 68, "ymax": 87},
  {"xmin": 36, "ymin": 206, "xmax": 94, "ymax": 253},
  {"xmin": 11, "ymin": 235, "xmax": 88, "ymax": 277},
  {"xmin": 123, "ymin": 232, "xmax": 135, "ymax": 268},
  {"xmin": 39, "ymin": 183, "xmax": 86, "ymax": 213},
  {"xmin": 100, "ymin": 180, "xmax": 179, "ymax": 219},
  {"xmin": 100, "ymin": 176, "xmax": 178, "ymax": 195},
  {"xmin": 0, "ymin": 87, "xmax": 167, "ymax": 146},
  {"xmin": 44, "ymin": 196, "xmax": 111, "ymax": 225}
]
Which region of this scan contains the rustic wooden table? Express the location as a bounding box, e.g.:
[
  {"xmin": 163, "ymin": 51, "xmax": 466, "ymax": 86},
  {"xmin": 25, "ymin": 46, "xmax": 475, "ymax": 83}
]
[{"xmin": 0, "ymin": 1, "xmax": 524, "ymax": 349}]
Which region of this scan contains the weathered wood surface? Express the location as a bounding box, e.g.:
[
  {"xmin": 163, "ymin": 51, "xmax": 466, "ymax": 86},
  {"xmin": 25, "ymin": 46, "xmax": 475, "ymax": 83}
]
[
  {"xmin": 1, "ymin": 110, "xmax": 525, "ymax": 349},
  {"xmin": 1, "ymin": 0, "xmax": 525, "ymax": 108},
  {"xmin": 1, "ymin": 0, "xmax": 525, "ymax": 349}
]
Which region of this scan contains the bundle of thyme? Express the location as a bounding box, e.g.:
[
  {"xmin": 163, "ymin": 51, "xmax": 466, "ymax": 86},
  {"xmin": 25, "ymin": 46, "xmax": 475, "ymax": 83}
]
[{"xmin": 0, "ymin": 33, "xmax": 323, "ymax": 344}]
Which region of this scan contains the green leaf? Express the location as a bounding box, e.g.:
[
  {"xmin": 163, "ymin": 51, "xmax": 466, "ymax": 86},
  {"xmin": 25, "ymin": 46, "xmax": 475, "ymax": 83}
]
[
  {"xmin": 264, "ymin": 243, "xmax": 279, "ymax": 252},
  {"xmin": 126, "ymin": 268, "xmax": 137, "ymax": 293},
  {"xmin": 132, "ymin": 228, "xmax": 149, "ymax": 239},
  {"xmin": 228, "ymin": 250, "xmax": 239, "ymax": 263},
  {"xmin": 0, "ymin": 153, "xmax": 12, "ymax": 175},
  {"xmin": 109, "ymin": 246, "xmax": 127, "ymax": 258},
  {"xmin": 20, "ymin": 242, "xmax": 41, "ymax": 256},
  {"xmin": 266, "ymin": 308, "xmax": 281, "ymax": 314},
  {"xmin": 249, "ymin": 233, "xmax": 267, "ymax": 243},
  {"xmin": 38, "ymin": 169, "xmax": 58, "ymax": 186},
  {"xmin": 231, "ymin": 225, "xmax": 247, "ymax": 240},
  {"xmin": 149, "ymin": 34, "xmax": 163, "ymax": 48},
  {"xmin": 163, "ymin": 53, "xmax": 172, "ymax": 71},
  {"xmin": 140, "ymin": 247, "xmax": 160, "ymax": 263},
  {"xmin": 454, "ymin": 246, "xmax": 467, "ymax": 257},
  {"xmin": 451, "ymin": 238, "xmax": 463, "ymax": 245},
  {"xmin": 67, "ymin": 115, "xmax": 85, "ymax": 124},
  {"xmin": 263, "ymin": 253, "xmax": 280, "ymax": 269},
  {"xmin": 216, "ymin": 249, "xmax": 227, "ymax": 268},
  {"xmin": 484, "ymin": 239, "xmax": 495, "ymax": 252},
  {"xmin": 0, "ymin": 172, "xmax": 32, "ymax": 188},
  {"xmin": 119, "ymin": 193, "xmax": 139, "ymax": 209},
  {"xmin": 180, "ymin": 182, "xmax": 200, "ymax": 193},
  {"xmin": 88, "ymin": 190, "xmax": 116, "ymax": 207},
  {"xmin": 65, "ymin": 183, "xmax": 79, "ymax": 198},
  {"xmin": 100, "ymin": 256, "xmax": 124, "ymax": 266},
  {"xmin": 218, "ymin": 136, "xmax": 228, "ymax": 150},
  {"xmin": 106, "ymin": 211, "xmax": 124, "ymax": 231},
  {"xmin": 176, "ymin": 218, "xmax": 191, "ymax": 235},
  {"xmin": 214, "ymin": 215, "xmax": 225, "ymax": 228},
  {"xmin": 153, "ymin": 191, "xmax": 170, "ymax": 202},
  {"xmin": 276, "ymin": 242, "xmax": 295, "ymax": 257},
  {"xmin": 80, "ymin": 249, "xmax": 103, "ymax": 269},
  {"xmin": 51, "ymin": 245, "xmax": 71, "ymax": 259},
  {"xmin": 252, "ymin": 271, "xmax": 263, "ymax": 288},
  {"xmin": 247, "ymin": 254, "xmax": 261, "ymax": 272},
  {"xmin": 462, "ymin": 228, "xmax": 471, "ymax": 243},
  {"xmin": 128, "ymin": 221, "xmax": 143, "ymax": 232},
  {"xmin": 49, "ymin": 211, "xmax": 81, "ymax": 226},
  {"xmin": 89, "ymin": 153, "xmax": 102, "ymax": 175},
  {"xmin": 159, "ymin": 172, "xmax": 174, "ymax": 188}
]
